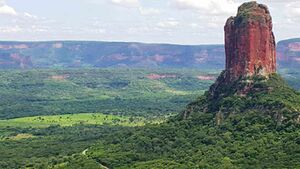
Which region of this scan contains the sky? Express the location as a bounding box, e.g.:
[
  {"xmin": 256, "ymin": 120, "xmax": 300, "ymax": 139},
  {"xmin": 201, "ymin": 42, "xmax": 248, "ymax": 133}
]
[{"xmin": 0, "ymin": 0, "xmax": 299, "ymax": 44}]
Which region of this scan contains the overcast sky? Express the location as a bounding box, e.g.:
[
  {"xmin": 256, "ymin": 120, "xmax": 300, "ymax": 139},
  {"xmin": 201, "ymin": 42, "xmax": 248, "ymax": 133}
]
[{"xmin": 0, "ymin": 0, "xmax": 299, "ymax": 44}]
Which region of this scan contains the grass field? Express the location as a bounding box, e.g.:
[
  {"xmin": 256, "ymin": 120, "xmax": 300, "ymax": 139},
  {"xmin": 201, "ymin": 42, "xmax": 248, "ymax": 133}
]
[{"xmin": 0, "ymin": 113, "xmax": 160, "ymax": 128}]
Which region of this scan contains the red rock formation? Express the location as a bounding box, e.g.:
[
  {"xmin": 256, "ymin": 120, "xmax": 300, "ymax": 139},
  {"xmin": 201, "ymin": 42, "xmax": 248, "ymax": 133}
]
[{"xmin": 224, "ymin": 1, "xmax": 276, "ymax": 81}]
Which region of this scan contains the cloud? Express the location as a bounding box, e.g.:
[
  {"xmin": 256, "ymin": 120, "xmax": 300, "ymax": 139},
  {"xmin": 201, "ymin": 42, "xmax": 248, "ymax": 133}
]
[
  {"xmin": 157, "ymin": 19, "xmax": 179, "ymax": 28},
  {"xmin": 0, "ymin": 25, "xmax": 22, "ymax": 33},
  {"xmin": 189, "ymin": 23, "xmax": 203, "ymax": 29},
  {"xmin": 170, "ymin": 0, "xmax": 240, "ymax": 36},
  {"xmin": 84, "ymin": 28, "xmax": 106, "ymax": 34},
  {"xmin": 23, "ymin": 12, "xmax": 39, "ymax": 19},
  {"xmin": 0, "ymin": 0, "xmax": 44, "ymax": 30},
  {"xmin": 172, "ymin": 0, "xmax": 238, "ymax": 15},
  {"xmin": 139, "ymin": 7, "xmax": 161, "ymax": 15},
  {"xmin": 284, "ymin": 1, "xmax": 300, "ymax": 24},
  {"xmin": 0, "ymin": 0, "xmax": 37, "ymax": 18},
  {"xmin": 286, "ymin": 2, "xmax": 300, "ymax": 17},
  {"xmin": 0, "ymin": 0, "xmax": 17, "ymax": 16},
  {"xmin": 110, "ymin": 0, "xmax": 140, "ymax": 8},
  {"xmin": 127, "ymin": 26, "xmax": 150, "ymax": 34}
]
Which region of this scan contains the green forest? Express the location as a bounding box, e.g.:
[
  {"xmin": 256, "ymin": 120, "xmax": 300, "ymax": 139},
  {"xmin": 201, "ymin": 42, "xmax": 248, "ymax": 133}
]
[
  {"xmin": 0, "ymin": 68, "xmax": 299, "ymax": 169},
  {"xmin": 0, "ymin": 68, "xmax": 217, "ymax": 119}
]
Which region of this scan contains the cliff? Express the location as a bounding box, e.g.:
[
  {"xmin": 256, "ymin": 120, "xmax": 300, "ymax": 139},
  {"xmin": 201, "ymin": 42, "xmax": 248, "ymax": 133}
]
[
  {"xmin": 224, "ymin": 1, "xmax": 276, "ymax": 82},
  {"xmin": 181, "ymin": 2, "xmax": 300, "ymax": 125}
]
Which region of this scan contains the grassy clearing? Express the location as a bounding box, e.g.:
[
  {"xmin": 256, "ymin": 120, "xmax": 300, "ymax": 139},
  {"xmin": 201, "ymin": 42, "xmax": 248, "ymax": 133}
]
[
  {"xmin": 0, "ymin": 113, "xmax": 159, "ymax": 128},
  {"xmin": 5, "ymin": 133, "xmax": 35, "ymax": 140}
]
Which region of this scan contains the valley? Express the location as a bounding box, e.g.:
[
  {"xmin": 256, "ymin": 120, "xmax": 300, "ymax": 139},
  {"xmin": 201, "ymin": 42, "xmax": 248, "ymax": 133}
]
[
  {"xmin": 0, "ymin": 67, "xmax": 299, "ymax": 168},
  {"xmin": 0, "ymin": 68, "xmax": 217, "ymax": 119}
]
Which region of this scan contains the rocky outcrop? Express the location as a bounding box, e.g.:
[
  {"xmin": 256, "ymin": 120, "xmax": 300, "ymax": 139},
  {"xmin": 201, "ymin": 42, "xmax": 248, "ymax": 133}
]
[
  {"xmin": 180, "ymin": 2, "xmax": 300, "ymax": 125},
  {"xmin": 224, "ymin": 1, "xmax": 276, "ymax": 82},
  {"xmin": 208, "ymin": 2, "xmax": 277, "ymax": 99}
]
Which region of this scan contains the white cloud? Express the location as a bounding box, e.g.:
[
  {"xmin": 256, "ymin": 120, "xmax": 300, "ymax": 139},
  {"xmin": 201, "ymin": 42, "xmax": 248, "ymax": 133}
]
[
  {"xmin": 286, "ymin": 2, "xmax": 300, "ymax": 17},
  {"xmin": 0, "ymin": 0, "xmax": 17, "ymax": 16},
  {"xmin": 157, "ymin": 19, "xmax": 179, "ymax": 28},
  {"xmin": 110, "ymin": 0, "xmax": 140, "ymax": 8},
  {"xmin": 86, "ymin": 28, "xmax": 106, "ymax": 34},
  {"xmin": 284, "ymin": 1, "xmax": 300, "ymax": 24},
  {"xmin": 173, "ymin": 0, "xmax": 238, "ymax": 15},
  {"xmin": 0, "ymin": 0, "xmax": 37, "ymax": 18},
  {"xmin": 128, "ymin": 26, "xmax": 150, "ymax": 34},
  {"xmin": 0, "ymin": 25, "xmax": 22, "ymax": 33},
  {"xmin": 23, "ymin": 12, "xmax": 39, "ymax": 19},
  {"xmin": 189, "ymin": 23, "xmax": 204, "ymax": 29},
  {"xmin": 139, "ymin": 7, "xmax": 161, "ymax": 15},
  {"xmin": 170, "ymin": 0, "xmax": 240, "ymax": 37}
]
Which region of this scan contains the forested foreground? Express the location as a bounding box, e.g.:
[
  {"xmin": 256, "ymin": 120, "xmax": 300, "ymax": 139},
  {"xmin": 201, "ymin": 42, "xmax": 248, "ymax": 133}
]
[{"xmin": 1, "ymin": 112, "xmax": 299, "ymax": 169}]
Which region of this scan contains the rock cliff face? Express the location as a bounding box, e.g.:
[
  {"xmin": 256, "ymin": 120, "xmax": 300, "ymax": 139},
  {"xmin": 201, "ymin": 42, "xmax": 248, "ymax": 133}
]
[
  {"xmin": 208, "ymin": 2, "xmax": 277, "ymax": 98},
  {"xmin": 224, "ymin": 1, "xmax": 276, "ymax": 82},
  {"xmin": 181, "ymin": 2, "xmax": 300, "ymax": 125}
]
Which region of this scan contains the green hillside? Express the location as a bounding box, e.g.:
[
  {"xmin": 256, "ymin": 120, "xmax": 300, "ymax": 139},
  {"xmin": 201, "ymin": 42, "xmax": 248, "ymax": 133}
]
[{"xmin": 182, "ymin": 74, "xmax": 300, "ymax": 124}]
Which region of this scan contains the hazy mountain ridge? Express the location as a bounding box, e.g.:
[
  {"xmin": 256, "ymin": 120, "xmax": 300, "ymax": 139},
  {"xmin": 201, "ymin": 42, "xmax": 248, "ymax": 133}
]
[
  {"xmin": 0, "ymin": 41, "xmax": 224, "ymax": 69},
  {"xmin": 0, "ymin": 39, "xmax": 299, "ymax": 70},
  {"xmin": 277, "ymin": 38, "xmax": 300, "ymax": 68}
]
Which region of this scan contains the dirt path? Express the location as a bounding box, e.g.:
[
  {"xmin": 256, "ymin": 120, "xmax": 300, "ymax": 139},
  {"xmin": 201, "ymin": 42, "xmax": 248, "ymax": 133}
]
[
  {"xmin": 81, "ymin": 148, "xmax": 109, "ymax": 169},
  {"xmin": 82, "ymin": 148, "xmax": 89, "ymax": 155}
]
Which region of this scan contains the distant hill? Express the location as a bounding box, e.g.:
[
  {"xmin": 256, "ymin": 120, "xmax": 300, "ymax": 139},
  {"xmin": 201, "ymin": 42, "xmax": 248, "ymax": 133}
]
[
  {"xmin": 277, "ymin": 38, "xmax": 300, "ymax": 69},
  {"xmin": 0, "ymin": 41, "xmax": 224, "ymax": 69},
  {"xmin": 0, "ymin": 39, "xmax": 299, "ymax": 69}
]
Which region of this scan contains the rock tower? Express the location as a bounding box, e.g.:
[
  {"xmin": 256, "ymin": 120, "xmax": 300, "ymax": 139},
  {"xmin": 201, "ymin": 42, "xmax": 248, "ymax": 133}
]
[{"xmin": 224, "ymin": 1, "xmax": 276, "ymax": 82}]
